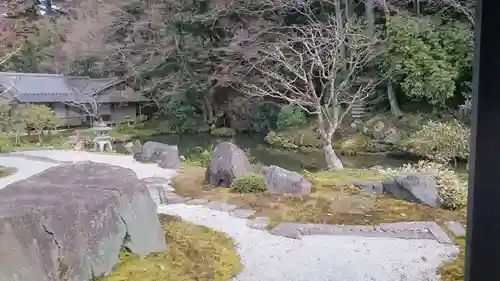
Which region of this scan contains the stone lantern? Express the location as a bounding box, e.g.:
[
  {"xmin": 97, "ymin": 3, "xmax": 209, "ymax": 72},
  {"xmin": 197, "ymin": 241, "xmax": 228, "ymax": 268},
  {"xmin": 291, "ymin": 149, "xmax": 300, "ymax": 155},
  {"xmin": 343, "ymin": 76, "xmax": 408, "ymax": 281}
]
[{"xmin": 91, "ymin": 122, "xmax": 113, "ymax": 152}]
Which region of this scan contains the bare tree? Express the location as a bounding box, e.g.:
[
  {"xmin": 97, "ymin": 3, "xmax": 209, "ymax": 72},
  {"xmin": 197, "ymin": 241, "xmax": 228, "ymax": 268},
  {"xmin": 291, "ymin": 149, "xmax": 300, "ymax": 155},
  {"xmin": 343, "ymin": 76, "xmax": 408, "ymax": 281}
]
[
  {"xmin": 237, "ymin": 15, "xmax": 384, "ymax": 170},
  {"xmin": 0, "ymin": 1, "xmax": 27, "ymax": 67}
]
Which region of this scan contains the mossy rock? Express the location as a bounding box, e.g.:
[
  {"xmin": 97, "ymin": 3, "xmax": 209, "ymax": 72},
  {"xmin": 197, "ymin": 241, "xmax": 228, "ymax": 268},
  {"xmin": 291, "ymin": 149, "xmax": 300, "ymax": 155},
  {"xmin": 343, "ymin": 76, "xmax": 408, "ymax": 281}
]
[
  {"xmin": 97, "ymin": 214, "xmax": 242, "ymax": 281},
  {"xmin": 210, "ymin": 127, "xmax": 236, "ymax": 137}
]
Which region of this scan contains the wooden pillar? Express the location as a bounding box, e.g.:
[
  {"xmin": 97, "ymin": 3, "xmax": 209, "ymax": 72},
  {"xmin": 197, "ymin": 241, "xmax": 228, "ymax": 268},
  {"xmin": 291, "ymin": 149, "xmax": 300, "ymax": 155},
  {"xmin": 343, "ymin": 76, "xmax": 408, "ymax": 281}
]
[{"xmin": 464, "ymin": 1, "xmax": 500, "ymax": 280}]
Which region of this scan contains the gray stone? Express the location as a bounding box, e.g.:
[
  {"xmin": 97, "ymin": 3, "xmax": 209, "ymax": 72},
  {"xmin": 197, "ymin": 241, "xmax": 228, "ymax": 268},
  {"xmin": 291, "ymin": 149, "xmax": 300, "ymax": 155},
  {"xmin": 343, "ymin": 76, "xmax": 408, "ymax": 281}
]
[
  {"xmin": 146, "ymin": 183, "xmax": 174, "ymax": 205},
  {"xmin": 186, "ymin": 199, "xmax": 209, "ymax": 205},
  {"xmin": 355, "ymin": 181, "xmax": 383, "ymax": 196},
  {"xmin": 230, "ymin": 209, "xmax": 256, "ymax": 219},
  {"xmin": 142, "ymin": 177, "xmax": 171, "ymax": 185},
  {"xmin": 207, "ymin": 201, "xmax": 238, "ymax": 212},
  {"xmin": 157, "ymin": 147, "xmax": 182, "ymax": 169},
  {"xmin": 444, "ymin": 221, "xmax": 466, "ymax": 238},
  {"xmin": 0, "ymin": 162, "xmax": 167, "ymax": 281},
  {"xmin": 246, "ymin": 217, "xmax": 270, "ymax": 230},
  {"xmin": 261, "ymin": 165, "xmax": 312, "ymax": 196},
  {"xmin": 382, "ymin": 174, "xmax": 440, "ymax": 208},
  {"xmin": 163, "ymin": 193, "xmax": 188, "ymax": 205},
  {"xmin": 380, "ymin": 221, "xmax": 453, "ymax": 244},
  {"xmin": 205, "ymin": 142, "xmax": 253, "ymax": 187},
  {"xmin": 270, "ymin": 222, "xmax": 302, "ymax": 239},
  {"xmin": 134, "ymin": 141, "xmax": 180, "ymax": 167},
  {"xmin": 131, "ymin": 140, "xmax": 142, "ymax": 155}
]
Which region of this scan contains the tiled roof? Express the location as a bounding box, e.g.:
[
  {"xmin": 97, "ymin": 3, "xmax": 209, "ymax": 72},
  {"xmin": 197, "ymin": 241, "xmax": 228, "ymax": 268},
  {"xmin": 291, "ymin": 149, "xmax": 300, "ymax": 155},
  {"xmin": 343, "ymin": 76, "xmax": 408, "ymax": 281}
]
[{"xmin": 0, "ymin": 72, "xmax": 125, "ymax": 103}]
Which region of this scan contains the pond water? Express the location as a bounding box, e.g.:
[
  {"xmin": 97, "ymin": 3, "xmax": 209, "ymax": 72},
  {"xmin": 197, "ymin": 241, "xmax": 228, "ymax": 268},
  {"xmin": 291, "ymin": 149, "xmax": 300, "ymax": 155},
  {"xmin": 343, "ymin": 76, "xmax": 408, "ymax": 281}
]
[{"xmin": 130, "ymin": 133, "xmax": 413, "ymax": 172}]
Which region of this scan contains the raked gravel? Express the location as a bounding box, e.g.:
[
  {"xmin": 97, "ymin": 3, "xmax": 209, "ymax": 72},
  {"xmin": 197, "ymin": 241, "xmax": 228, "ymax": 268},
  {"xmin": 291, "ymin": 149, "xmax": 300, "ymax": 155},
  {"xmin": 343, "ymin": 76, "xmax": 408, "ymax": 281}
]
[{"xmin": 0, "ymin": 150, "xmax": 459, "ymax": 281}]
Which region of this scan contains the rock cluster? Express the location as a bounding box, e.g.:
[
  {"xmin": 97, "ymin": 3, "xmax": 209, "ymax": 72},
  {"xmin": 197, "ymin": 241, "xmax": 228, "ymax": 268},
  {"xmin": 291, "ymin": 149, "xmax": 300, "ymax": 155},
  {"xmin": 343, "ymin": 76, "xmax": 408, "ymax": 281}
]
[{"xmin": 205, "ymin": 142, "xmax": 312, "ymax": 195}]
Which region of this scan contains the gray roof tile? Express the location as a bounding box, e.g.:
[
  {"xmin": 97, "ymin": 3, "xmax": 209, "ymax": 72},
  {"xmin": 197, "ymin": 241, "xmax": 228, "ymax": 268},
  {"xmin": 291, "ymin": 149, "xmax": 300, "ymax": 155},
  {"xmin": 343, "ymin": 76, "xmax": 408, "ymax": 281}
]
[{"xmin": 0, "ymin": 72, "xmax": 131, "ymax": 103}]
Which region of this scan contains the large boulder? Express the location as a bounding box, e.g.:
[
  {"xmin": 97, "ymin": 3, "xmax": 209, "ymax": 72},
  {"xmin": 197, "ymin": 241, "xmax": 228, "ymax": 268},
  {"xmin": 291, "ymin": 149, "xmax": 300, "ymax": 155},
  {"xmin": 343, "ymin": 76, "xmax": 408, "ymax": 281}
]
[
  {"xmin": 158, "ymin": 148, "xmax": 182, "ymax": 169},
  {"xmin": 382, "ymin": 173, "xmax": 440, "ymax": 208},
  {"xmin": 261, "ymin": 165, "xmax": 312, "ymax": 196},
  {"xmin": 205, "ymin": 142, "xmax": 253, "ymax": 187},
  {"xmin": 0, "ymin": 162, "xmax": 167, "ymax": 281},
  {"xmin": 134, "ymin": 141, "xmax": 181, "ymax": 167}
]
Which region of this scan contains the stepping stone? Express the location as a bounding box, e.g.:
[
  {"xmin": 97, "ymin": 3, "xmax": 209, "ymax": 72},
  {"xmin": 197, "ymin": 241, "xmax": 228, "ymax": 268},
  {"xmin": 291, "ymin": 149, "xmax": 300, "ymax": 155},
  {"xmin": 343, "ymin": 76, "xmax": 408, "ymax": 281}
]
[
  {"xmin": 230, "ymin": 209, "xmax": 256, "ymax": 219},
  {"xmin": 142, "ymin": 177, "xmax": 171, "ymax": 184},
  {"xmin": 163, "ymin": 193, "xmax": 187, "ymax": 205},
  {"xmin": 186, "ymin": 199, "xmax": 209, "ymax": 205},
  {"xmin": 246, "ymin": 217, "xmax": 270, "ymax": 230},
  {"xmin": 380, "ymin": 221, "xmax": 454, "ymax": 244},
  {"xmin": 444, "ymin": 221, "xmax": 466, "ymax": 238},
  {"xmin": 207, "ymin": 202, "xmax": 237, "ymax": 212},
  {"xmin": 270, "ymin": 222, "xmax": 302, "ymax": 239}
]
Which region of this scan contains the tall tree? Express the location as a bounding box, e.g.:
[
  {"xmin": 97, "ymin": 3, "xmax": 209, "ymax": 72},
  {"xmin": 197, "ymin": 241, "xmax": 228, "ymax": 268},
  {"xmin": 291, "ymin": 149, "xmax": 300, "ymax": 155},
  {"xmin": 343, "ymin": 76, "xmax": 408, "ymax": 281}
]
[{"xmin": 237, "ymin": 10, "xmax": 384, "ymax": 169}]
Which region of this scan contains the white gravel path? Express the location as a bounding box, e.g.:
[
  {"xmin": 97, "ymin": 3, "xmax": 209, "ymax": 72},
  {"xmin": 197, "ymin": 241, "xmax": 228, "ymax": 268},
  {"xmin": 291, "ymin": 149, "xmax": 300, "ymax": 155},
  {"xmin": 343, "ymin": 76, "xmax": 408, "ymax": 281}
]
[{"xmin": 0, "ymin": 150, "xmax": 460, "ymax": 281}]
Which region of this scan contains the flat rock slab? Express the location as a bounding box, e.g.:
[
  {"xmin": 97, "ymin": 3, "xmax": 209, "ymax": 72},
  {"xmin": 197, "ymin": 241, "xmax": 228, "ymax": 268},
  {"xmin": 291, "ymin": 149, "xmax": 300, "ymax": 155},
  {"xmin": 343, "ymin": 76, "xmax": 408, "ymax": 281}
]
[
  {"xmin": 0, "ymin": 162, "xmax": 167, "ymax": 281},
  {"xmin": 246, "ymin": 217, "xmax": 270, "ymax": 230},
  {"xmin": 230, "ymin": 209, "xmax": 256, "ymax": 219},
  {"xmin": 379, "ymin": 221, "xmax": 453, "ymax": 244},
  {"xmin": 444, "ymin": 221, "xmax": 466, "ymax": 238},
  {"xmin": 142, "ymin": 177, "xmax": 172, "ymax": 185},
  {"xmin": 207, "ymin": 201, "xmax": 237, "ymax": 212},
  {"xmin": 163, "ymin": 193, "xmax": 188, "ymax": 205},
  {"xmin": 186, "ymin": 199, "xmax": 210, "ymax": 205},
  {"xmin": 267, "ymin": 221, "xmax": 452, "ymax": 244}
]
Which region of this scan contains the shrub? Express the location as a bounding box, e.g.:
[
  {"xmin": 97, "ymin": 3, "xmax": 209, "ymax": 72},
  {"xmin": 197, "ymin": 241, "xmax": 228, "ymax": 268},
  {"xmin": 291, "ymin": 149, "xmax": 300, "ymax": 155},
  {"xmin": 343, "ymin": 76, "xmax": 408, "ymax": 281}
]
[
  {"xmin": 231, "ymin": 173, "xmax": 267, "ymax": 193},
  {"xmin": 276, "ymin": 105, "xmax": 306, "ymax": 131},
  {"xmin": 380, "ymin": 161, "xmax": 467, "ymax": 210},
  {"xmin": 185, "ymin": 146, "xmax": 214, "ymax": 167},
  {"xmin": 398, "ymin": 120, "xmax": 469, "ymax": 163}
]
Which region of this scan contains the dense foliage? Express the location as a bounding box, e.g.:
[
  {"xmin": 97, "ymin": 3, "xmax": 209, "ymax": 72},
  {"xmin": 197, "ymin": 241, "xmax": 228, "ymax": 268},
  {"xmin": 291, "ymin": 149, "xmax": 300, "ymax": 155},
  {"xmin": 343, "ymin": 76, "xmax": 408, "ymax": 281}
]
[{"xmin": 0, "ymin": 0, "xmax": 474, "ymax": 134}]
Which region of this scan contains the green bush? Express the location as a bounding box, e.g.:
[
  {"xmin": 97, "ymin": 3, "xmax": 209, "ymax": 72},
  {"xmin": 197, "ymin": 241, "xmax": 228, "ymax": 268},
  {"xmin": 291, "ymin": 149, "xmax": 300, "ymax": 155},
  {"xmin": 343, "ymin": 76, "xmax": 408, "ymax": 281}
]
[
  {"xmin": 380, "ymin": 161, "xmax": 467, "ymax": 210},
  {"xmin": 0, "ymin": 134, "xmax": 13, "ymax": 152},
  {"xmin": 231, "ymin": 173, "xmax": 267, "ymax": 193},
  {"xmin": 398, "ymin": 120, "xmax": 469, "ymax": 163},
  {"xmin": 276, "ymin": 105, "xmax": 306, "ymax": 131}
]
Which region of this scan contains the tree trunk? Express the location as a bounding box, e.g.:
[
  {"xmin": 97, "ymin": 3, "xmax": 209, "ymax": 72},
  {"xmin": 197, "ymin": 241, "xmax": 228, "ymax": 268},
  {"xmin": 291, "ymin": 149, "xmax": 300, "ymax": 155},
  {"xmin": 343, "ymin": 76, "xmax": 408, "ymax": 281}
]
[
  {"xmin": 387, "ymin": 82, "xmax": 403, "ymax": 118},
  {"xmin": 334, "ymin": 0, "xmax": 346, "ymax": 61},
  {"xmin": 203, "ymin": 94, "xmax": 215, "ymax": 125},
  {"xmin": 365, "ymin": 0, "xmax": 375, "ymax": 35},
  {"xmin": 323, "ymin": 139, "xmax": 344, "ymax": 170}
]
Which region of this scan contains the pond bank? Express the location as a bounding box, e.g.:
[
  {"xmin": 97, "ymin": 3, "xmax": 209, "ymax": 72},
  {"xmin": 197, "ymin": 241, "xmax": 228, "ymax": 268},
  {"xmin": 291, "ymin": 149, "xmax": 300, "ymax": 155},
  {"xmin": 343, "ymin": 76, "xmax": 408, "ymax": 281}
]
[{"xmin": 133, "ymin": 133, "xmax": 414, "ymax": 172}]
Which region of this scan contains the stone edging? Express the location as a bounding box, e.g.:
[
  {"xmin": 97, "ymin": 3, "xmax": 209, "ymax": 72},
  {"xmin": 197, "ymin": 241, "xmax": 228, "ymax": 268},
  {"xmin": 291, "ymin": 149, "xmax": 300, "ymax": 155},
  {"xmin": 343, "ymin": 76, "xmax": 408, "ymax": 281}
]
[{"xmin": 142, "ymin": 177, "xmax": 463, "ymax": 244}]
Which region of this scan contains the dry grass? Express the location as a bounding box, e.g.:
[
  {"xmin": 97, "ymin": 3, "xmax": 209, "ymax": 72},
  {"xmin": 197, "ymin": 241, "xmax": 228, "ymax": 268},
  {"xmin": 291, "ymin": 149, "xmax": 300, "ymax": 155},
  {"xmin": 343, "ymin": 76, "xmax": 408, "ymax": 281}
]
[
  {"xmin": 173, "ymin": 165, "xmax": 467, "ymax": 280},
  {"xmin": 97, "ymin": 214, "xmax": 242, "ymax": 281}
]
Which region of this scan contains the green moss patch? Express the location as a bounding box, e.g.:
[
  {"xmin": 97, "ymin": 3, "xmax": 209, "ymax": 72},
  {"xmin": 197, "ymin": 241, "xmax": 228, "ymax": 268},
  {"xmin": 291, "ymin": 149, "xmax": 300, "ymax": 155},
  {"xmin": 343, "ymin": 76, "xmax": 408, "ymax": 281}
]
[
  {"xmin": 0, "ymin": 167, "xmax": 16, "ymax": 178},
  {"xmin": 440, "ymin": 237, "xmax": 465, "ymax": 281},
  {"xmin": 98, "ymin": 214, "xmax": 242, "ymax": 281}
]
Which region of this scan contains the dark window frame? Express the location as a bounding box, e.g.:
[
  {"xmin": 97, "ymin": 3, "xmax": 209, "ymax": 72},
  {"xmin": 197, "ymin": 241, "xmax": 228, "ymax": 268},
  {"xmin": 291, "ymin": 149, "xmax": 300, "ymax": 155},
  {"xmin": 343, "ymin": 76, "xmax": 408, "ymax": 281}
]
[{"xmin": 464, "ymin": 1, "xmax": 500, "ymax": 280}]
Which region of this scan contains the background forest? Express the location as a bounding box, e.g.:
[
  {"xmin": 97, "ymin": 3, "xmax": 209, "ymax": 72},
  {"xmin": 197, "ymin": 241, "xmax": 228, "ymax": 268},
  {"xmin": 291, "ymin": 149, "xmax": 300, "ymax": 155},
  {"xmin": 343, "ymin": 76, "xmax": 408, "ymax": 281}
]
[{"xmin": 0, "ymin": 0, "xmax": 474, "ymax": 168}]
